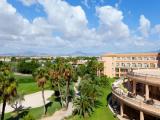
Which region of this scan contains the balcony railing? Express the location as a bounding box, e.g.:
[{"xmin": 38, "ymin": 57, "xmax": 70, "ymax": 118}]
[
  {"xmin": 128, "ymin": 72, "xmax": 160, "ymax": 78},
  {"xmin": 127, "ymin": 71, "xmax": 160, "ymax": 86},
  {"xmin": 112, "ymin": 79, "xmax": 160, "ymax": 117}
]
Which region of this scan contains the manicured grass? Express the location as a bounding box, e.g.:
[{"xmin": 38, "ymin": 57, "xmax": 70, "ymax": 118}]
[
  {"xmin": 15, "ymin": 75, "xmax": 33, "ymax": 83},
  {"xmin": 4, "ymin": 74, "xmax": 59, "ymax": 120},
  {"xmin": 16, "ymin": 75, "xmax": 51, "ymax": 94},
  {"xmin": 67, "ymin": 78, "xmax": 116, "ymax": 120},
  {"xmin": 18, "ymin": 82, "xmax": 41, "ymax": 95},
  {"xmin": 5, "ymin": 100, "xmax": 61, "ymax": 120}
]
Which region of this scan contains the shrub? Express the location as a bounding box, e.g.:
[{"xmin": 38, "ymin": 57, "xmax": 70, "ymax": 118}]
[{"xmin": 23, "ymin": 113, "xmax": 35, "ymax": 120}]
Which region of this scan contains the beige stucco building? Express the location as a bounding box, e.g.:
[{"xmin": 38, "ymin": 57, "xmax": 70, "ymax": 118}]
[
  {"xmin": 112, "ymin": 69, "xmax": 160, "ymax": 120},
  {"xmin": 100, "ymin": 53, "xmax": 160, "ymax": 78}
]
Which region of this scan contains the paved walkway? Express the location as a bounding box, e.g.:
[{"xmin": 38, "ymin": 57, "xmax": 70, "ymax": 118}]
[
  {"xmin": 0, "ymin": 90, "xmax": 54, "ymax": 113},
  {"xmin": 42, "ymin": 102, "xmax": 73, "ymax": 120},
  {"xmin": 42, "ymin": 77, "xmax": 81, "ymax": 120}
]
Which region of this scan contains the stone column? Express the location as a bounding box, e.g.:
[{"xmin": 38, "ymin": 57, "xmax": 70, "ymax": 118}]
[
  {"xmin": 120, "ymin": 101, "xmax": 124, "ymax": 117},
  {"xmin": 133, "ymin": 80, "xmax": 136, "ymax": 94},
  {"xmin": 140, "ymin": 111, "xmax": 144, "ymax": 120},
  {"xmin": 145, "ymin": 84, "xmax": 149, "ymax": 100}
]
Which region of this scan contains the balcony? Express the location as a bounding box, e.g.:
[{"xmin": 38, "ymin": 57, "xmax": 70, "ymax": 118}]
[
  {"xmin": 112, "ymin": 79, "xmax": 160, "ymax": 117},
  {"xmin": 127, "ymin": 69, "xmax": 160, "ymax": 86}
]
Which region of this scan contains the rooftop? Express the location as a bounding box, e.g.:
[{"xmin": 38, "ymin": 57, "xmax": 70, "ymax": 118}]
[
  {"xmin": 133, "ymin": 69, "xmax": 160, "ymax": 77},
  {"xmin": 102, "ymin": 53, "xmax": 159, "ymax": 57}
]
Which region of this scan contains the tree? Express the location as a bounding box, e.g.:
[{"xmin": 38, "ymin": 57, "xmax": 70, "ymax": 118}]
[
  {"xmin": 49, "ymin": 64, "xmax": 64, "ymax": 107},
  {"xmin": 73, "ymin": 75, "xmax": 101, "ymax": 117},
  {"xmin": 0, "ymin": 64, "xmax": 17, "ymax": 120},
  {"xmin": 17, "ymin": 60, "xmax": 40, "ymax": 74},
  {"xmin": 76, "ymin": 64, "xmax": 86, "ymax": 78},
  {"xmin": 9, "ymin": 92, "xmax": 24, "ymax": 113},
  {"xmin": 63, "ymin": 63, "xmax": 73, "ymax": 109},
  {"xmin": 97, "ymin": 62, "xmax": 104, "ymax": 76},
  {"xmin": 11, "ymin": 57, "xmax": 16, "ymax": 62},
  {"xmin": 33, "ymin": 67, "xmax": 48, "ymax": 115},
  {"xmin": 73, "ymin": 95, "xmax": 93, "ymax": 117}
]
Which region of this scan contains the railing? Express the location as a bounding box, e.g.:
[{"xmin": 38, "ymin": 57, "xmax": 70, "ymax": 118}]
[
  {"xmin": 127, "ymin": 71, "xmax": 160, "ymax": 86},
  {"xmin": 112, "ymin": 79, "xmax": 160, "ymax": 116},
  {"xmin": 128, "ymin": 71, "xmax": 160, "ymax": 78}
]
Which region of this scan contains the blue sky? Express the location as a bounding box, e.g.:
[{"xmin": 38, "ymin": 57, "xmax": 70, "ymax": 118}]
[{"xmin": 0, "ymin": 0, "xmax": 160, "ymax": 55}]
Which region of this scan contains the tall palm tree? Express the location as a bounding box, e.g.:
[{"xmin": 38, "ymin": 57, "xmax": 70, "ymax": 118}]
[
  {"xmin": 49, "ymin": 64, "xmax": 64, "ymax": 107},
  {"xmin": 97, "ymin": 62, "xmax": 104, "ymax": 76},
  {"xmin": 0, "ymin": 65, "xmax": 17, "ymax": 120},
  {"xmin": 76, "ymin": 64, "xmax": 86, "ymax": 79},
  {"xmin": 63, "ymin": 63, "xmax": 73, "ymax": 109},
  {"xmin": 33, "ymin": 67, "xmax": 48, "ymax": 115}
]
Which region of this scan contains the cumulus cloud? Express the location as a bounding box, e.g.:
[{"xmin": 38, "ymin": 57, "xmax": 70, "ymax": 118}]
[
  {"xmin": 0, "ymin": 0, "xmax": 160, "ymax": 55},
  {"xmin": 19, "ymin": 0, "xmax": 38, "ymax": 6},
  {"xmin": 139, "ymin": 15, "xmax": 151, "ymax": 38},
  {"xmin": 96, "ymin": 6, "xmax": 130, "ymax": 40}
]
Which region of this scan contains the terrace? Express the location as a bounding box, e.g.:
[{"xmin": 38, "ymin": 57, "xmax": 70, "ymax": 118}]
[{"xmin": 112, "ymin": 76, "xmax": 160, "ymax": 119}]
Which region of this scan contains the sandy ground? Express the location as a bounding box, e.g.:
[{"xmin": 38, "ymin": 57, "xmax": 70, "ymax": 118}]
[{"xmin": 0, "ymin": 90, "xmax": 54, "ymax": 113}]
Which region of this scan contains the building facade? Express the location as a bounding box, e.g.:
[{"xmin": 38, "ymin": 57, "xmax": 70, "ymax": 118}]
[
  {"xmin": 111, "ymin": 69, "xmax": 160, "ymax": 120},
  {"xmin": 100, "ymin": 53, "xmax": 160, "ymax": 77}
]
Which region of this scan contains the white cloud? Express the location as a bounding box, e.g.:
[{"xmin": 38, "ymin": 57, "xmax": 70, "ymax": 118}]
[
  {"xmin": 152, "ymin": 24, "xmax": 160, "ymax": 34},
  {"xmin": 0, "ymin": 0, "xmax": 160, "ymax": 55},
  {"xmin": 96, "ymin": 6, "xmax": 130, "ymax": 40},
  {"xmin": 19, "ymin": 0, "xmax": 37, "ymax": 6},
  {"xmin": 139, "ymin": 15, "xmax": 151, "ymax": 38}
]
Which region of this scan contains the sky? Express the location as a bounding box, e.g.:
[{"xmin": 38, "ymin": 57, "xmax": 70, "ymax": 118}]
[{"xmin": 0, "ymin": 0, "xmax": 160, "ymax": 56}]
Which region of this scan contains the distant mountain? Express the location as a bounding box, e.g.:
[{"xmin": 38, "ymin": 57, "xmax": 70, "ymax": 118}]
[{"xmin": 65, "ymin": 51, "xmax": 101, "ymax": 56}]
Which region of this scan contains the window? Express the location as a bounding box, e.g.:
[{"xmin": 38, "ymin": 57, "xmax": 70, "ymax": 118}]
[
  {"xmin": 117, "ymin": 57, "xmax": 121, "ymax": 60},
  {"xmin": 132, "ymin": 57, "xmax": 136, "ymax": 60},
  {"xmin": 150, "ymin": 57, "xmax": 156, "ymax": 60},
  {"xmin": 127, "ymin": 57, "xmax": 131, "ymax": 60},
  {"xmin": 116, "ymin": 63, "xmax": 119, "ymax": 67},
  {"xmin": 126, "ymin": 63, "xmax": 130, "ymax": 67},
  {"xmin": 138, "ymin": 63, "xmax": 142, "ymax": 68},
  {"xmin": 150, "ymin": 63, "xmax": 155, "ymax": 68},
  {"xmin": 132, "ymin": 63, "xmax": 136, "ymax": 67},
  {"xmin": 144, "ymin": 57, "xmax": 149, "ymax": 60},
  {"xmin": 121, "ymin": 63, "xmax": 125, "ymax": 67},
  {"xmin": 144, "ymin": 63, "xmax": 149, "ymax": 68},
  {"xmin": 115, "ymin": 68, "xmax": 119, "ymax": 72},
  {"xmin": 138, "ymin": 57, "xmax": 142, "ymax": 60}
]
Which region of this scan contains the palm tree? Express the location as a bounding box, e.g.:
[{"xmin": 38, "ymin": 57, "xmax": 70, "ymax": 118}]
[
  {"xmin": 49, "ymin": 64, "xmax": 64, "ymax": 107},
  {"xmin": 73, "ymin": 95, "xmax": 93, "ymax": 117},
  {"xmin": 63, "ymin": 63, "xmax": 73, "ymax": 109},
  {"xmin": 76, "ymin": 64, "xmax": 86, "ymax": 79},
  {"xmin": 97, "ymin": 62, "xmax": 104, "ymax": 76},
  {"xmin": 0, "ymin": 65, "xmax": 17, "ymax": 120},
  {"xmin": 33, "ymin": 67, "xmax": 48, "ymax": 115}
]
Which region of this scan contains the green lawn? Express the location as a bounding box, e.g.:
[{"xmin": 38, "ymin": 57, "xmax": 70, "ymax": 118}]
[
  {"xmin": 16, "ymin": 75, "xmax": 51, "ymax": 95},
  {"xmin": 4, "ymin": 74, "xmax": 60, "ymax": 120},
  {"xmin": 5, "ymin": 100, "xmax": 61, "ymax": 120},
  {"xmin": 18, "ymin": 82, "xmax": 41, "ymax": 95},
  {"xmin": 67, "ymin": 78, "xmax": 116, "ymax": 120}
]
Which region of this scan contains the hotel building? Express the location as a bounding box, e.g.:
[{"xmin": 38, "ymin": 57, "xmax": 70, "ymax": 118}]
[
  {"xmin": 100, "ymin": 53, "xmax": 160, "ymax": 78},
  {"xmin": 111, "ymin": 69, "xmax": 160, "ymax": 120}
]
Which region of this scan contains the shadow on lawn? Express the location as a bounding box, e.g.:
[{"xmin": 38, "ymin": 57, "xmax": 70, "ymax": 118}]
[
  {"xmin": 106, "ymin": 92, "xmax": 112, "ymax": 107},
  {"xmin": 6, "ymin": 109, "xmax": 29, "ymax": 120},
  {"xmin": 45, "ymin": 101, "xmax": 53, "ymax": 112}
]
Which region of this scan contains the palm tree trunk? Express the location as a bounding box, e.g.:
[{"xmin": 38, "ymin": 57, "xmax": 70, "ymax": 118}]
[
  {"xmin": 1, "ymin": 99, "xmax": 6, "ymax": 120},
  {"xmin": 42, "ymin": 87, "xmax": 46, "ymax": 114},
  {"xmin": 66, "ymin": 80, "xmax": 70, "ymax": 109},
  {"xmin": 58, "ymin": 82, "xmax": 63, "ymax": 107}
]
